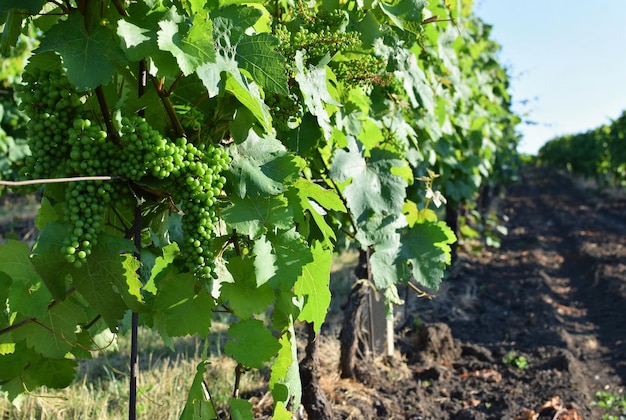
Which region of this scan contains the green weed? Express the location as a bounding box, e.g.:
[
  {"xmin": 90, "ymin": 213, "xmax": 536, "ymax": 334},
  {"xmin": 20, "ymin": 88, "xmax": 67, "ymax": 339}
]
[
  {"xmin": 591, "ymin": 390, "xmax": 626, "ymax": 420},
  {"xmin": 502, "ymin": 350, "xmax": 528, "ymax": 370}
]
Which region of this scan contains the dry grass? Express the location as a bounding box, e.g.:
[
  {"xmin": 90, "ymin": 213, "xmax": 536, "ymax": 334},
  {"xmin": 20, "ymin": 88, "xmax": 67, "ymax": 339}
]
[{"xmin": 0, "ymin": 326, "xmax": 266, "ymax": 419}]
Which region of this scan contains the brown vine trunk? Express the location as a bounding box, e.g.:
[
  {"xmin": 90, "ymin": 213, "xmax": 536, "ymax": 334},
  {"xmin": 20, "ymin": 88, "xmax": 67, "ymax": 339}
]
[
  {"xmin": 339, "ymin": 249, "xmax": 372, "ymax": 379},
  {"xmin": 299, "ymin": 322, "xmax": 333, "ymax": 419},
  {"xmin": 339, "ymin": 281, "xmax": 370, "ymax": 379},
  {"xmin": 478, "ymin": 184, "xmax": 491, "ymax": 216}
]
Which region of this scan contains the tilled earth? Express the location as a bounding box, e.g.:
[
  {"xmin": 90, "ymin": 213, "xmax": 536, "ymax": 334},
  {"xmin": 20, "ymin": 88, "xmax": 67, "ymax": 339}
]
[{"xmin": 316, "ymin": 167, "xmax": 626, "ymax": 419}]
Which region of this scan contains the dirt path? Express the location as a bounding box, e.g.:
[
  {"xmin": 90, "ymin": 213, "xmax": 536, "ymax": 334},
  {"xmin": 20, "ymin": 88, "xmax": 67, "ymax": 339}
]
[{"xmin": 319, "ymin": 167, "xmax": 626, "ymax": 419}]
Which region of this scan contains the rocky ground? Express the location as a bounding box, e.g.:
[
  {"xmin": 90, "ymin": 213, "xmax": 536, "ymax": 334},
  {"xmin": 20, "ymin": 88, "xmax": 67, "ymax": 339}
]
[{"xmin": 313, "ymin": 167, "xmax": 626, "ymax": 419}]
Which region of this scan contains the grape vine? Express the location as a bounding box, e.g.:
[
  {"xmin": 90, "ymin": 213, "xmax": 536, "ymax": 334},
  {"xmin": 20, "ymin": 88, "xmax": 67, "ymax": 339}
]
[
  {"xmin": 538, "ymin": 113, "xmax": 626, "ymax": 186},
  {"xmin": 0, "ymin": 0, "xmax": 520, "ymax": 418}
]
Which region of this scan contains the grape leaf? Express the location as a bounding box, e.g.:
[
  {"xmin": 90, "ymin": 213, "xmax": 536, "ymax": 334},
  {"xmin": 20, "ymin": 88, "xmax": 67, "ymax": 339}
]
[
  {"xmin": 34, "ymin": 196, "xmax": 59, "ymax": 230},
  {"xmin": 76, "ymin": 234, "xmax": 143, "ymax": 313},
  {"xmin": 272, "ymin": 402, "xmax": 293, "ymax": 420},
  {"xmin": 142, "ymin": 242, "xmax": 179, "ymax": 295},
  {"xmin": 31, "ymin": 221, "xmax": 73, "ymax": 300},
  {"xmin": 221, "ymin": 195, "xmax": 293, "ymax": 239},
  {"xmin": 153, "ymin": 266, "xmax": 214, "ymax": 337},
  {"xmin": 397, "ymin": 48, "xmax": 434, "ymax": 112},
  {"xmin": 330, "ymin": 137, "xmax": 407, "ymax": 222},
  {"xmin": 294, "ymin": 242, "xmax": 331, "ymax": 334},
  {"xmin": 356, "ymin": 11, "xmax": 382, "ymax": 49},
  {"xmin": 180, "ymin": 360, "xmax": 217, "ymax": 420},
  {"xmin": 12, "ymin": 298, "xmax": 88, "ymax": 359},
  {"xmin": 401, "ymin": 221, "xmax": 456, "ymax": 288},
  {"xmin": 1, "ymin": 9, "xmax": 23, "ymax": 56},
  {"xmin": 0, "ymin": 343, "xmax": 77, "ymax": 400},
  {"xmin": 0, "ymin": 272, "xmax": 11, "ymax": 323},
  {"xmin": 252, "ymin": 235, "xmax": 276, "ymax": 287},
  {"xmin": 0, "ymin": 0, "xmax": 44, "ymax": 14},
  {"xmin": 271, "ymin": 289, "xmax": 301, "ymax": 333},
  {"xmin": 269, "ymin": 333, "xmax": 291, "ymax": 393},
  {"xmin": 116, "ymin": 253, "xmax": 144, "ymax": 308},
  {"xmin": 354, "ymin": 212, "xmax": 405, "ymax": 249},
  {"xmin": 69, "ymin": 235, "xmax": 135, "ymax": 329},
  {"xmin": 293, "ymin": 178, "xmax": 346, "ymax": 212},
  {"xmin": 266, "ymin": 229, "xmax": 313, "ymax": 290},
  {"xmin": 230, "ymin": 398, "xmax": 253, "ymax": 420},
  {"xmin": 1, "ymin": 240, "xmax": 52, "ymax": 319},
  {"xmin": 269, "ymin": 328, "xmax": 301, "ymax": 410},
  {"xmin": 290, "ymin": 178, "xmax": 346, "ymax": 243},
  {"xmin": 28, "ymin": 357, "xmax": 78, "ymax": 389},
  {"xmin": 220, "ymin": 256, "xmax": 274, "ymax": 319},
  {"xmin": 223, "ymin": 74, "xmax": 272, "ymax": 132},
  {"xmin": 284, "ymin": 112, "xmax": 324, "ymax": 154},
  {"xmin": 294, "ymin": 51, "xmax": 340, "ymax": 139},
  {"xmin": 157, "ymin": 16, "xmax": 215, "ymax": 75},
  {"xmin": 370, "ymin": 221, "xmax": 456, "ymax": 290},
  {"xmin": 235, "ymin": 32, "xmax": 288, "ymax": 95},
  {"xmin": 378, "ymin": 0, "xmax": 426, "ymax": 32},
  {"xmin": 225, "ymin": 319, "xmax": 281, "ymax": 369},
  {"xmin": 196, "ymin": 6, "xmax": 281, "ymax": 128},
  {"xmin": 210, "ymin": 5, "xmax": 287, "ymax": 95},
  {"xmin": 81, "ymin": 317, "xmax": 118, "ymax": 353},
  {"xmin": 37, "ymin": 13, "xmax": 127, "ymax": 89},
  {"xmin": 181, "ymin": 0, "xmax": 206, "ymax": 15},
  {"xmin": 227, "ymin": 130, "xmax": 299, "ymax": 198},
  {"xmin": 116, "ymin": 3, "xmax": 179, "ymax": 76},
  {"xmin": 0, "ymin": 342, "xmax": 33, "ymax": 382}
]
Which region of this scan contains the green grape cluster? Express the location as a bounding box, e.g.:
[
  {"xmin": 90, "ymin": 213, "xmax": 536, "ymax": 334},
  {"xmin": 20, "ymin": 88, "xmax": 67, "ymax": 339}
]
[
  {"xmin": 63, "ymin": 119, "xmax": 113, "ymax": 265},
  {"xmin": 265, "ymin": 93, "xmax": 302, "ymax": 133},
  {"xmin": 176, "ymin": 141, "xmax": 229, "ymax": 279},
  {"xmin": 61, "ymin": 179, "xmax": 110, "ymax": 267},
  {"xmin": 16, "ymin": 67, "xmax": 83, "ymax": 180},
  {"xmin": 118, "ymin": 116, "xmax": 230, "ymax": 278},
  {"xmin": 291, "ymin": 28, "xmax": 359, "ymax": 61},
  {"xmin": 331, "ymin": 55, "xmax": 391, "ymax": 88},
  {"xmin": 275, "ymin": 7, "xmax": 360, "ymax": 65},
  {"xmin": 17, "ymin": 67, "xmax": 230, "ymax": 279}
]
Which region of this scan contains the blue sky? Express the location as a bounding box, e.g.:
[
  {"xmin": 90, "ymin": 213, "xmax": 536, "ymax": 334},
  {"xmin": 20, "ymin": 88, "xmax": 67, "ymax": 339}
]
[{"xmin": 473, "ymin": 1, "xmax": 626, "ymax": 155}]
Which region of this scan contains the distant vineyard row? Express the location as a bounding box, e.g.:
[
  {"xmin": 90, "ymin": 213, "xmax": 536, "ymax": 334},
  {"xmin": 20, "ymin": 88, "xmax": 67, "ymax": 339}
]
[{"xmin": 538, "ymin": 111, "xmax": 626, "ymax": 185}]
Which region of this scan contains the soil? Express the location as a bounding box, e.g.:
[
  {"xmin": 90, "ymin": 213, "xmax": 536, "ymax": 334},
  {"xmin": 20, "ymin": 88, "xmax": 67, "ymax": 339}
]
[{"xmin": 313, "ymin": 167, "xmax": 626, "ymax": 419}]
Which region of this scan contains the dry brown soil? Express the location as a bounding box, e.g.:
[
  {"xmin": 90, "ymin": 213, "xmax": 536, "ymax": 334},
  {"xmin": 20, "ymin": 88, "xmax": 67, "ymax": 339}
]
[{"xmin": 310, "ymin": 167, "xmax": 626, "ymax": 419}]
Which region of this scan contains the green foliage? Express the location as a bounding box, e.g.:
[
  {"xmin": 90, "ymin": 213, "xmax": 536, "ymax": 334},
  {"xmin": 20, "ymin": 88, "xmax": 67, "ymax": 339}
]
[
  {"xmin": 0, "ymin": 0, "xmax": 520, "ymax": 417},
  {"xmin": 592, "ymin": 390, "xmax": 626, "ymax": 420},
  {"xmin": 502, "ymin": 350, "xmax": 528, "ymax": 370},
  {"xmin": 538, "ymin": 111, "xmax": 626, "ymax": 186},
  {"xmin": 0, "ymin": 32, "xmax": 31, "ymax": 184}
]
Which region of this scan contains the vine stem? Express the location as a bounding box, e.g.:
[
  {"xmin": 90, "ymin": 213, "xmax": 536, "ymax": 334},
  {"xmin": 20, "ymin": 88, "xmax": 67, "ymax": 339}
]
[
  {"xmin": 150, "ymin": 75, "xmax": 186, "ymax": 138},
  {"xmin": 0, "ymin": 287, "xmax": 75, "ymax": 337},
  {"xmin": 129, "ymin": 58, "xmax": 148, "ymax": 420},
  {"xmin": 128, "ymin": 203, "xmax": 141, "ymax": 420},
  {"xmin": 233, "ymin": 363, "xmax": 244, "ymax": 399},
  {"xmin": 95, "ymin": 86, "xmax": 121, "ymax": 145},
  {"xmin": 0, "ymin": 175, "xmax": 117, "ymax": 186}
]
